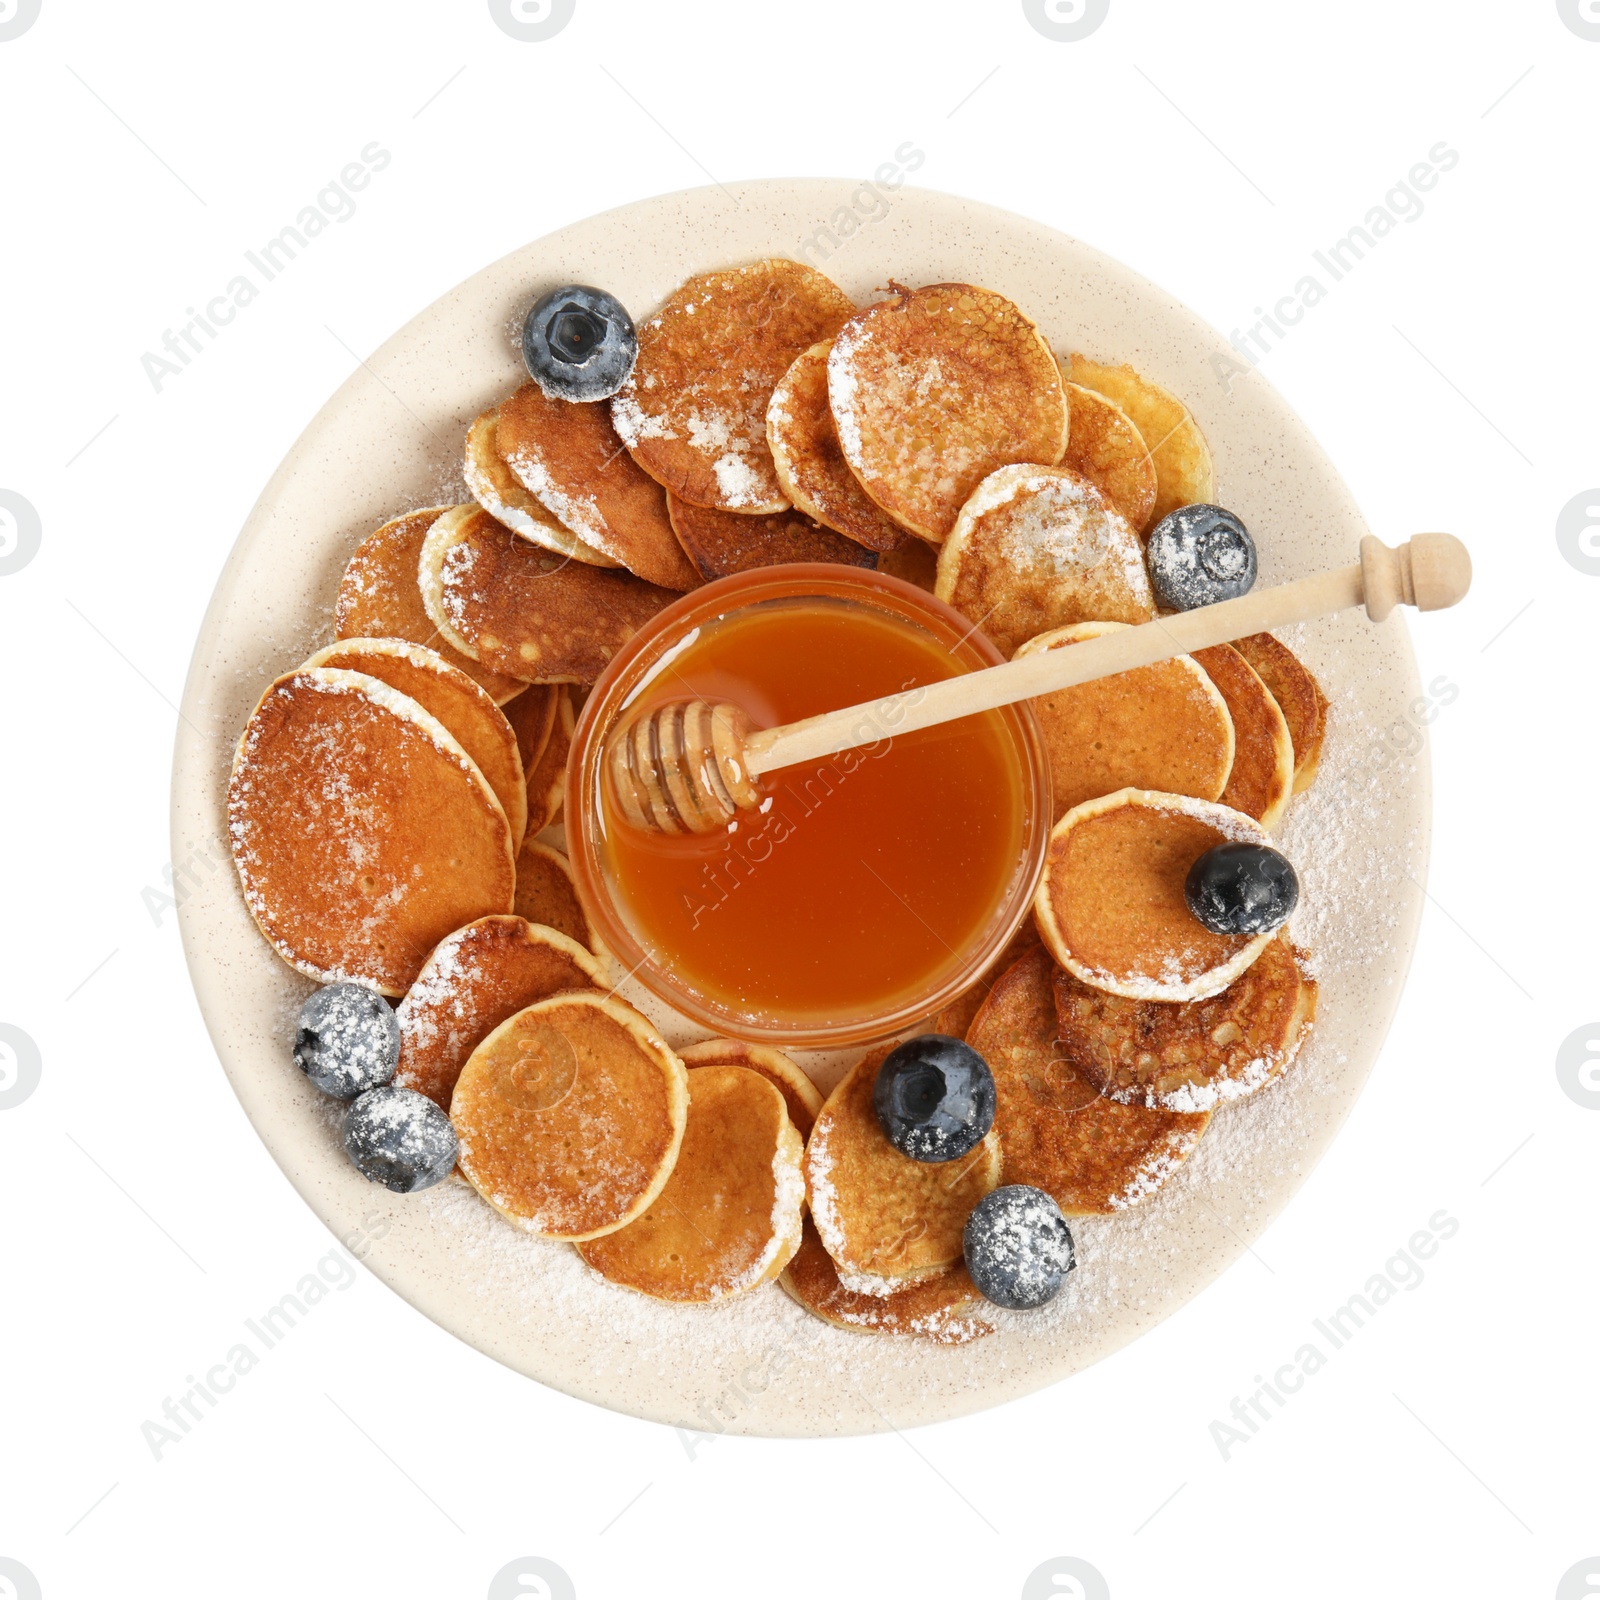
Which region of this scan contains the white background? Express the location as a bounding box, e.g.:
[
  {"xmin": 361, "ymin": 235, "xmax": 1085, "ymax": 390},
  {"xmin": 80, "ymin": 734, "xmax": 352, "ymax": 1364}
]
[{"xmin": 2, "ymin": 2, "xmax": 1596, "ymax": 1597}]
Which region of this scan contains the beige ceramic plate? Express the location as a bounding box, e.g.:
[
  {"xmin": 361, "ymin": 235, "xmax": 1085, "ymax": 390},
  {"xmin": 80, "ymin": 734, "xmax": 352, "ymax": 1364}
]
[{"xmin": 173, "ymin": 181, "xmax": 1429, "ymax": 1435}]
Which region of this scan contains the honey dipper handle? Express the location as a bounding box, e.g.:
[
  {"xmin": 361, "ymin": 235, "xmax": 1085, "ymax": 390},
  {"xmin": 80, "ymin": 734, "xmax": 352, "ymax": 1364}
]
[{"xmin": 744, "ymin": 534, "xmax": 1471, "ymax": 778}]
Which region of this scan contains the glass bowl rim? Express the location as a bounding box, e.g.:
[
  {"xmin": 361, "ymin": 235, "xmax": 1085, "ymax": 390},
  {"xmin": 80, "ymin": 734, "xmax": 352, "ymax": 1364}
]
[{"xmin": 564, "ymin": 563, "xmax": 1052, "ymax": 1050}]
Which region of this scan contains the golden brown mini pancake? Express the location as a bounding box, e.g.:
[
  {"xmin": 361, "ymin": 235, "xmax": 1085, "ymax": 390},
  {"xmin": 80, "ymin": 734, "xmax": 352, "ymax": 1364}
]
[
  {"xmin": 1229, "ymin": 632, "xmax": 1329, "ymax": 795},
  {"xmin": 227, "ymin": 668, "xmax": 515, "ymax": 995},
  {"xmin": 1034, "ymin": 789, "xmax": 1275, "ymax": 1002},
  {"xmin": 678, "ymin": 1038, "xmax": 824, "ymax": 1138},
  {"xmin": 394, "ymin": 916, "xmax": 604, "ymax": 1110},
  {"xmin": 453, "ymin": 991, "xmax": 687, "ymax": 1241},
  {"xmin": 1015, "ymin": 622, "xmax": 1234, "ymax": 821},
  {"xmin": 780, "ymin": 1219, "xmax": 994, "ymax": 1343},
  {"xmin": 514, "ymin": 836, "xmax": 606, "ymax": 969},
  {"xmin": 577, "ymin": 1065, "xmax": 804, "ymax": 1302},
  {"xmin": 666, "ymin": 493, "xmax": 877, "ymax": 580},
  {"xmin": 502, "ymin": 683, "xmax": 560, "ymax": 787},
  {"xmin": 968, "ymin": 949, "xmax": 1210, "ymax": 1213},
  {"xmin": 804, "ymin": 1046, "xmax": 1000, "ymax": 1283},
  {"xmin": 303, "ymin": 638, "xmax": 528, "ymax": 847},
  {"xmin": 612, "ymin": 259, "xmax": 855, "ymax": 513},
  {"xmin": 829, "ymin": 283, "xmax": 1067, "ymax": 544},
  {"xmin": 876, "ymin": 536, "xmax": 938, "ymax": 593},
  {"xmin": 766, "ymin": 341, "xmax": 907, "ymax": 552},
  {"xmin": 521, "ymin": 687, "xmax": 573, "ymax": 835},
  {"xmin": 1060, "ymin": 379, "xmax": 1158, "ymax": 532},
  {"xmin": 334, "ymin": 508, "xmax": 526, "ymax": 704},
  {"xmin": 929, "ymin": 917, "xmax": 1043, "ymax": 1041},
  {"xmin": 496, "ymin": 382, "xmax": 701, "ymax": 591},
  {"xmin": 1069, "ymin": 355, "xmax": 1215, "ymax": 528},
  {"xmin": 1053, "ymin": 930, "xmax": 1317, "ymax": 1112},
  {"xmin": 463, "ymin": 407, "xmax": 618, "ymax": 568},
  {"xmin": 935, "ymin": 464, "xmax": 1154, "ymax": 657},
  {"xmin": 419, "ymin": 505, "xmax": 676, "ymax": 684},
  {"xmin": 1192, "ymin": 644, "xmax": 1294, "ymax": 828}
]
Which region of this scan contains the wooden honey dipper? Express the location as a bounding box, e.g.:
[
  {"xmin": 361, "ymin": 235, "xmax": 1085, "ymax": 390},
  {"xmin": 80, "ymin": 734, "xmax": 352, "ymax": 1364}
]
[{"xmin": 606, "ymin": 533, "xmax": 1471, "ymax": 835}]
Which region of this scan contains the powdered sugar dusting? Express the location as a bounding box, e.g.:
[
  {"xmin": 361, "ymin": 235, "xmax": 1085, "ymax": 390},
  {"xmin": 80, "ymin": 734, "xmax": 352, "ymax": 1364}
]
[
  {"xmin": 1104, "ymin": 1124, "xmax": 1209, "ymax": 1208},
  {"xmin": 834, "ymin": 1263, "xmax": 911, "ymax": 1299},
  {"xmin": 722, "ymin": 1130, "xmax": 805, "ymax": 1297},
  {"xmin": 610, "ymin": 391, "xmax": 673, "ymax": 447},
  {"xmin": 712, "ymin": 450, "xmax": 764, "ymax": 507},
  {"xmin": 826, "ymin": 317, "xmax": 867, "ymax": 461},
  {"xmin": 1049, "ymin": 790, "xmax": 1274, "ymax": 1002},
  {"xmin": 227, "ymin": 668, "xmax": 499, "ymax": 990},
  {"xmin": 502, "ymin": 444, "xmax": 607, "ymax": 547},
  {"xmin": 967, "ymin": 465, "xmax": 1151, "ymax": 600},
  {"xmin": 256, "ymin": 610, "xmax": 1417, "ymax": 1427},
  {"xmin": 803, "ymin": 1107, "xmax": 850, "ymax": 1268},
  {"xmin": 395, "ymin": 932, "xmax": 468, "ymax": 1057},
  {"xmin": 199, "ymin": 217, "xmax": 1433, "ymax": 1427}
]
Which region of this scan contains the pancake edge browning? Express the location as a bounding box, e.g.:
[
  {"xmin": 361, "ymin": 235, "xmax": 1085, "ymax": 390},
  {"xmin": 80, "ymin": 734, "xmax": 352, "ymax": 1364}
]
[
  {"xmin": 967, "ymin": 947, "xmax": 1212, "ymax": 1215},
  {"xmin": 829, "ymin": 282, "xmax": 1068, "ymax": 544},
  {"xmin": 1033, "ymin": 788, "xmax": 1276, "ymax": 1003},
  {"xmin": 678, "ymin": 1038, "xmax": 825, "ymax": 1139},
  {"xmin": 804, "ymin": 1047, "xmax": 1001, "ymax": 1283},
  {"xmin": 394, "ymin": 914, "xmax": 605, "ymax": 1110},
  {"xmin": 1052, "ymin": 930, "xmax": 1318, "ymax": 1112},
  {"xmin": 576, "ymin": 1065, "xmax": 805, "ymax": 1303},
  {"xmin": 227, "ymin": 666, "xmax": 515, "ymax": 996},
  {"xmin": 1015, "ymin": 620, "xmax": 1235, "ymax": 822},
  {"xmin": 302, "ymin": 636, "xmax": 529, "ymax": 848},
  {"xmin": 779, "ymin": 1218, "xmax": 995, "ymax": 1343},
  {"xmin": 463, "ymin": 406, "xmax": 620, "ymax": 568},
  {"xmin": 452, "ymin": 991, "xmax": 689, "ymax": 1242},
  {"xmin": 334, "ymin": 507, "xmax": 528, "ymax": 704}
]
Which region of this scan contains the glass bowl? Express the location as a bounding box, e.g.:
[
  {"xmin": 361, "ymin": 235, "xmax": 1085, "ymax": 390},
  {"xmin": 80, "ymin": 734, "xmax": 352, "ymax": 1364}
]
[{"xmin": 565, "ymin": 564, "xmax": 1051, "ymax": 1049}]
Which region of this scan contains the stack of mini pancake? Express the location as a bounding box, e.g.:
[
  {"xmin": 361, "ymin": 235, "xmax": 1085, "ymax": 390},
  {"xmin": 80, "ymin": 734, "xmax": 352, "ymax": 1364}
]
[{"xmin": 226, "ymin": 256, "xmax": 1331, "ymax": 1341}]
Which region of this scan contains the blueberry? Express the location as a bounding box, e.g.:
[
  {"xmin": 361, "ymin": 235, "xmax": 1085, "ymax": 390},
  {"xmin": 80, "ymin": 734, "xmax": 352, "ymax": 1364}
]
[
  {"xmin": 293, "ymin": 984, "xmax": 400, "ymax": 1100},
  {"xmin": 342, "ymin": 1086, "xmax": 458, "ymax": 1193},
  {"xmin": 1147, "ymin": 503, "xmax": 1257, "ymax": 610},
  {"xmin": 962, "ymin": 1185, "xmax": 1075, "ymax": 1310},
  {"xmin": 521, "ymin": 284, "xmax": 637, "ymax": 402},
  {"xmin": 873, "ymin": 1034, "xmax": 996, "ymax": 1163},
  {"xmin": 1185, "ymin": 841, "xmax": 1299, "ymax": 936}
]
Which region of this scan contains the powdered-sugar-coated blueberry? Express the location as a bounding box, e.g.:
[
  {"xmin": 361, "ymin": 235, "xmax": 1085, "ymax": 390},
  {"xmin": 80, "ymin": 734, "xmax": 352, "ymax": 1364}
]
[
  {"xmin": 522, "ymin": 284, "xmax": 637, "ymax": 402},
  {"xmin": 873, "ymin": 1034, "xmax": 996, "ymax": 1163},
  {"xmin": 963, "ymin": 1185, "xmax": 1075, "ymax": 1309},
  {"xmin": 1147, "ymin": 503, "xmax": 1256, "ymax": 610},
  {"xmin": 342, "ymin": 1086, "xmax": 458, "ymax": 1192},
  {"xmin": 293, "ymin": 983, "xmax": 400, "ymax": 1099}
]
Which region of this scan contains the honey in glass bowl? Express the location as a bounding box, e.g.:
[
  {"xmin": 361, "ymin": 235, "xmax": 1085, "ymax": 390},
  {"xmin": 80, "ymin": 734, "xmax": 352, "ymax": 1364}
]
[{"xmin": 567, "ymin": 566, "xmax": 1050, "ymax": 1048}]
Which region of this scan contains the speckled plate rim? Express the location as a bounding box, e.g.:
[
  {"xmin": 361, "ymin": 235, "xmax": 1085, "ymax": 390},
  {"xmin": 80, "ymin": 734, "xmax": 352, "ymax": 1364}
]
[{"xmin": 173, "ymin": 180, "xmax": 1429, "ymax": 1436}]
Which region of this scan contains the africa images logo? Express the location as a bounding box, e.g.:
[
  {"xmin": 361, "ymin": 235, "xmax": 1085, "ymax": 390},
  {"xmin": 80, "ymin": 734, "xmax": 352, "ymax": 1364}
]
[
  {"xmin": 0, "ymin": 491, "xmax": 41, "ymax": 576},
  {"xmin": 1556, "ymin": 1557, "xmax": 1600, "ymax": 1598},
  {"xmin": 1556, "ymin": 490, "xmax": 1600, "ymax": 576},
  {"xmin": 487, "ymin": 1557, "xmax": 575, "ymax": 1599},
  {"xmin": 0, "ymin": 0, "xmax": 41, "ymax": 43},
  {"xmin": 1556, "ymin": 1024, "xmax": 1600, "ymax": 1110},
  {"xmin": 1023, "ymin": 0, "xmax": 1109, "ymax": 41},
  {"xmin": 1021, "ymin": 1557, "xmax": 1111, "ymax": 1599},
  {"xmin": 489, "ymin": 0, "xmax": 575, "ymax": 41},
  {"xmin": 0, "ymin": 1025, "xmax": 42, "ymax": 1111},
  {"xmin": 1557, "ymin": 0, "xmax": 1600, "ymax": 41}
]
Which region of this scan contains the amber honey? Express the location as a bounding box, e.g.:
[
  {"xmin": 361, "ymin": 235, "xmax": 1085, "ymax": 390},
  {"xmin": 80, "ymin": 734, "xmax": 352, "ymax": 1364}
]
[{"xmin": 595, "ymin": 595, "xmax": 1028, "ymax": 1028}]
